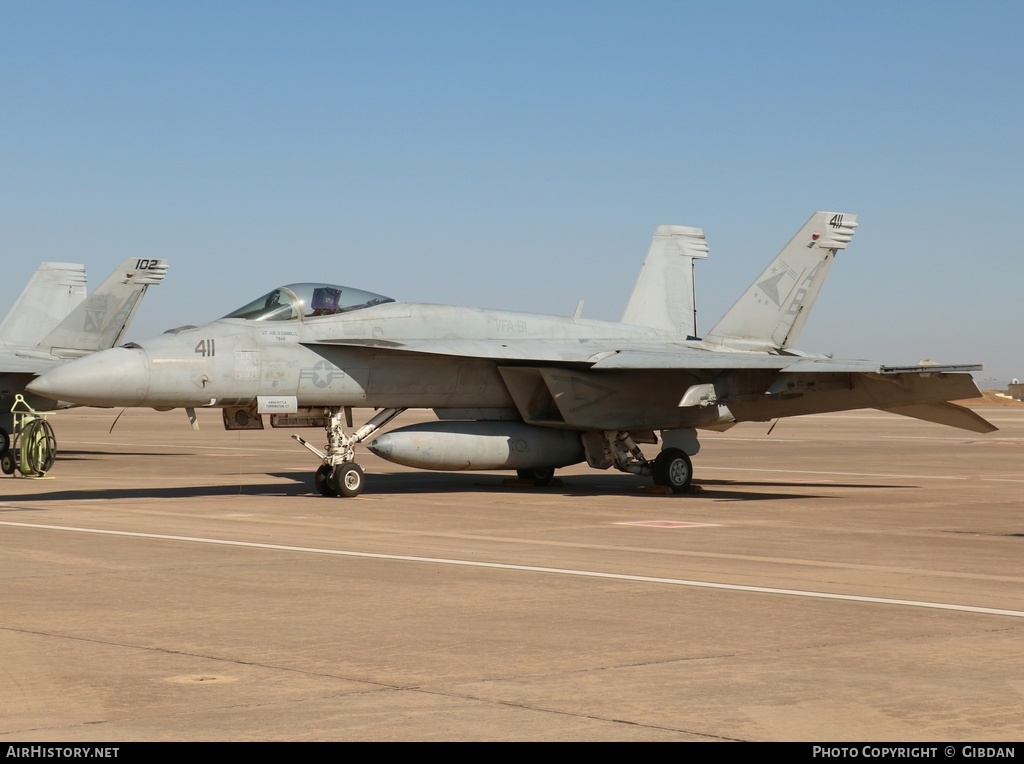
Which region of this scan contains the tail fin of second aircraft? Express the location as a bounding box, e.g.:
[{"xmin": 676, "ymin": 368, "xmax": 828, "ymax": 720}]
[
  {"xmin": 621, "ymin": 225, "xmax": 709, "ymax": 337},
  {"xmin": 702, "ymin": 211, "xmax": 857, "ymax": 351},
  {"xmin": 39, "ymin": 257, "xmax": 169, "ymax": 357},
  {"xmin": 0, "ymin": 262, "xmax": 88, "ymax": 348}
]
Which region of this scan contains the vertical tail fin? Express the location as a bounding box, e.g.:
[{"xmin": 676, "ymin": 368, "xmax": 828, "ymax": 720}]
[
  {"xmin": 0, "ymin": 263, "xmax": 88, "ymax": 348},
  {"xmin": 621, "ymin": 225, "xmax": 709, "ymax": 337},
  {"xmin": 703, "ymin": 212, "xmax": 857, "ymax": 351},
  {"xmin": 39, "ymin": 257, "xmax": 169, "ymax": 357}
]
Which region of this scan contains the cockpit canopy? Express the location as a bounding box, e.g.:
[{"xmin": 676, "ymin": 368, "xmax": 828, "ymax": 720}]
[{"xmin": 222, "ymin": 283, "xmax": 395, "ymax": 322}]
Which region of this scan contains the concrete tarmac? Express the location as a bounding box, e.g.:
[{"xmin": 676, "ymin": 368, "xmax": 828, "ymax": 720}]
[{"xmin": 1, "ymin": 405, "xmax": 1022, "ymax": 741}]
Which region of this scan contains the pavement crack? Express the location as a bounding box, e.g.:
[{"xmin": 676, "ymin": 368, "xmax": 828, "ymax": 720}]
[
  {"xmin": 396, "ymin": 685, "xmax": 745, "ymax": 741},
  {"xmin": 0, "ymin": 625, "xmax": 400, "ymax": 690}
]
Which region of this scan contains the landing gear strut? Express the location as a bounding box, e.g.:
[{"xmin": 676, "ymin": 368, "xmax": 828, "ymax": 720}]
[
  {"xmin": 294, "ymin": 407, "xmax": 405, "ymax": 498},
  {"xmin": 600, "ymin": 430, "xmax": 695, "ymax": 494}
]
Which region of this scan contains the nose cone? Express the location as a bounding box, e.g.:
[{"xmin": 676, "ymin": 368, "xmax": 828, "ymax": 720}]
[
  {"xmin": 365, "ymin": 434, "xmax": 393, "ymax": 458},
  {"xmin": 28, "ymin": 347, "xmax": 151, "ymax": 407}
]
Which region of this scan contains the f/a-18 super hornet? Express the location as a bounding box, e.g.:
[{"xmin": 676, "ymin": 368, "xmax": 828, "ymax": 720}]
[
  {"xmin": 28, "ymin": 213, "xmax": 994, "ymax": 496},
  {"xmin": 1, "ymin": 257, "xmax": 168, "ymax": 474}
]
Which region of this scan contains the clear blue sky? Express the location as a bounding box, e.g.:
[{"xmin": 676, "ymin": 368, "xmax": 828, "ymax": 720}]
[{"xmin": 3, "ymin": 1, "xmax": 1022, "ymax": 385}]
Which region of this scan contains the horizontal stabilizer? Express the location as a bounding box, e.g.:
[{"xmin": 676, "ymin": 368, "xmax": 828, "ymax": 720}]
[
  {"xmin": 621, "ymin": 225, "xmax": 708, "ymax": 337},
  {"xmin": 881, "ymin": 402, "xmax": 998, "ymax": 433}
]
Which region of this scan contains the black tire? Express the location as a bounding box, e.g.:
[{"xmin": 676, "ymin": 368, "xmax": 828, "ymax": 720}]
[
  {"xmin": 0, "ymin": 427, "xmax": 9, "ymax": 455},
  {"xmin": 1, "ymin": 450, "xmax": 14, "ymax": 476},
  {"xmin": 21, "ymin": 418, "xmax": 57, "ymax": 476},
  {"xmin": 653, "ymin": 448, "xmax": 693, "ymax": 493},
  {"xmin": 516, "ymin": 467, "xmax": 555, "ymax": 486},
  {"xmin": 331, "ymin": 462, "xmax": 365, "ymax": 498},
  {"xmin": 315, "ymin": 464, "xmax": 338, "ymax": 497}
]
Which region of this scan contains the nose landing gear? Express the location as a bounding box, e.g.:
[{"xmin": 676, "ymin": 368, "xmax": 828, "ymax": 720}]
[
  {"xmin": 294, "ymin": 407, "xmax": 405, "ymax": 497},
  {"xmin": 314, "ymin": 461, "xmax": 365, "ymax": 497}
]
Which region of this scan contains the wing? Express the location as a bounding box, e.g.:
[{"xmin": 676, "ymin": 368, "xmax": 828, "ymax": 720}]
[
  {"xmin": 309, "ymin": 337, "xmax": 980, "ymax": 374},
  {"xmin": 307, "ymin": 338, "xmax": 994, "ymax": 434},
  {"xmin": 306, "ymin": 337, "xmax": 840, "ymax": 367},
  {"xmin": 0, "ymin": 350, "xmax": 63, "ymax": 376},
  {"xmin": 306, "ymin": 337, "xmax": 607, "ymax": 364}
]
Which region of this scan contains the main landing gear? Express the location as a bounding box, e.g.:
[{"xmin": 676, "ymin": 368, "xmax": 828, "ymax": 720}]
[
  {"xmin": 652, "ymin": 448, "xmax": 693, "ymax": 493},
  {"xmin": 294, "ymin": 407, "xmax": 405, "ymax": 498},
  {"xmin": 603, "ymin": 431, "xmax": 694, "ymax": 494}
]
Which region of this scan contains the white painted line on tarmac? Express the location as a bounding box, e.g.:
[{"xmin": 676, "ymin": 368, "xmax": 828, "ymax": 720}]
[
  {"xmin": 698, "ymin": 466, "xmax": 969, "ymax": 480},
  {"xmin": 773, "ymin": 413, "xmax": 1024, "ymax": 421},
  {"xmin": 3, "ymin": 520, "xmax": 1023, "ymax": 620},
  {"xmin": 877, "ymin": 436, "xmax": 1024, "ymax": 441},
  {"xmin": 697, "ymin": 465, "xmax": 1024, "ymax": 482}
]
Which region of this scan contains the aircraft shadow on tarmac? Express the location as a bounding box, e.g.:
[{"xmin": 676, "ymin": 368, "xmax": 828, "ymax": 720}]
[
  {"xmin": 56, "ymin": 449, "xmax": 197, "ymax": 459},
  {"xmin": 0, "ymin": 470, "xmax": 914, "ymax": 504},
  {"xmin": 343, "ymin": 472, "xmax": 915, "ymax": 500}
]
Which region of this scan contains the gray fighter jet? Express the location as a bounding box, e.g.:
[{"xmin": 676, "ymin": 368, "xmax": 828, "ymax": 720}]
[
  {"xmin": 1, "ymin": 258, "xmax": 168, "ymax": 472},
  {"xmin": 28, "ymin": 213, "xmax": 994, "ymax": 497}
]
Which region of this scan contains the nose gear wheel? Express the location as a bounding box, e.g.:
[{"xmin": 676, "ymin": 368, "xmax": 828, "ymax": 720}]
[{"xmin": 294, "ymin": 407, "xmax": 405, "ymax": 498}]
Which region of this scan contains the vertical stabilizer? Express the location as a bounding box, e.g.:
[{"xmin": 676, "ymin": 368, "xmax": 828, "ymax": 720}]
[
  {"xmin": 0, "ymin": 263, "xmax": 87, "ymax": 348},
  {"xmin": 621, "ymin": 225, "xmax": 709, "ymax": 337},
  {"xmin": 703, "ymin": 212, "xmax": 857, "ymax": 351},
  {"xmin": 40, "ymin": 257, "xmax": 169, "ymax": 357}
]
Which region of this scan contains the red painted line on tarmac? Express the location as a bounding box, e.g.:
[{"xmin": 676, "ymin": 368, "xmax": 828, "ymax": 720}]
[{"xmin": 616, "ymin": 521, "xmax": 720, "ymax": 528}]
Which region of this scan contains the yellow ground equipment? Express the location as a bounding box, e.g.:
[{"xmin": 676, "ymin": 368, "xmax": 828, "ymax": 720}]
[{"xmin": 1, "ymin": 395, "xmax": 57, "ymax": 478}]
